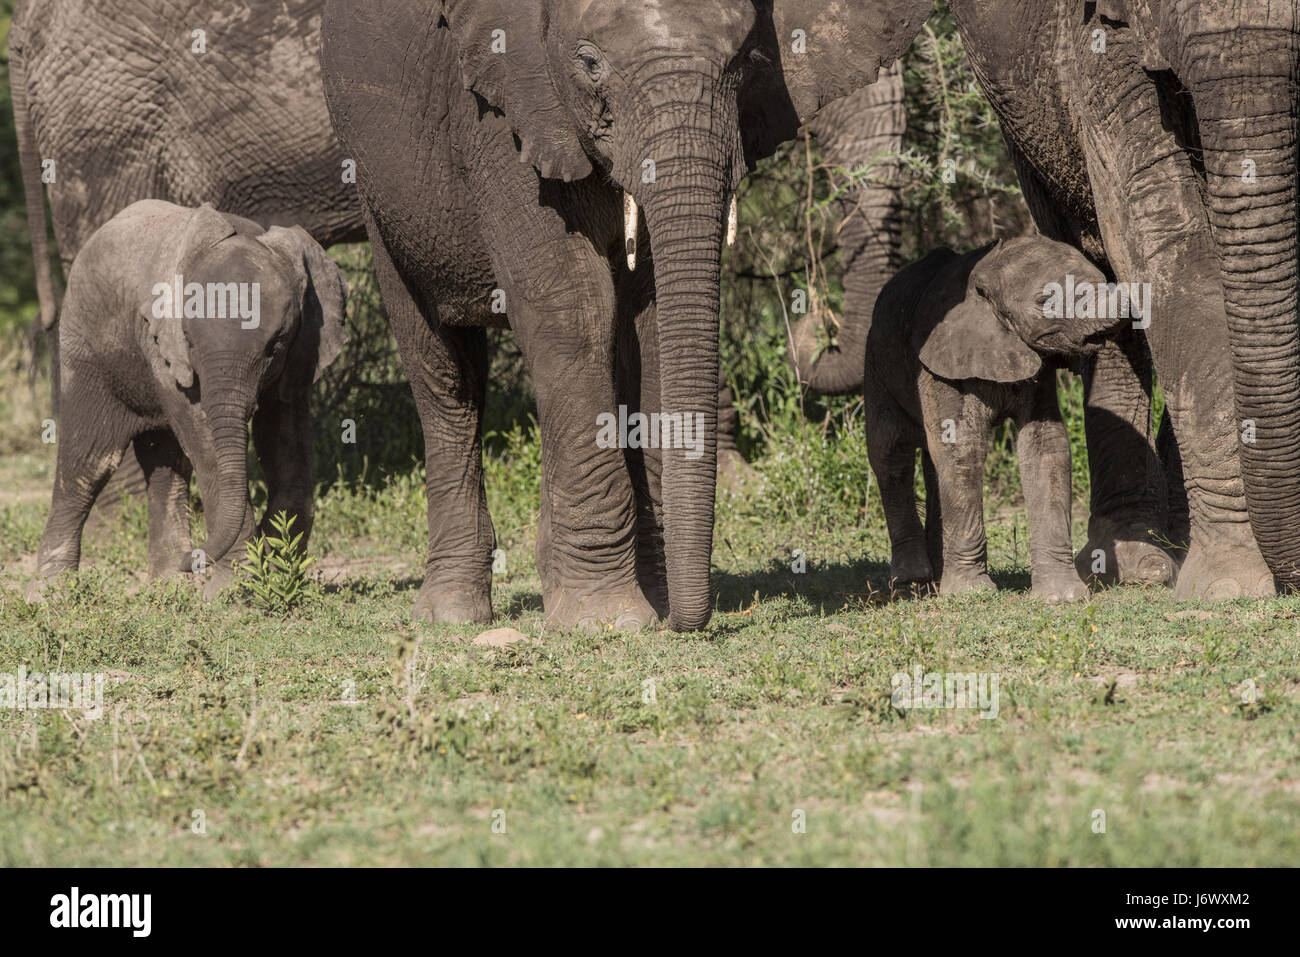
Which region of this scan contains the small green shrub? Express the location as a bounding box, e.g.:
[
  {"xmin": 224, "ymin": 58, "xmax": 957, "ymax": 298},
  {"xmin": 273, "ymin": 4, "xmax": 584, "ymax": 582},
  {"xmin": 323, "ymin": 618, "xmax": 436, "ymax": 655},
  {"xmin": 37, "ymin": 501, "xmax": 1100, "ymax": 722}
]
[{"xmin": 238, "ymin": 511, "xmax": 317, "ymax": 615}]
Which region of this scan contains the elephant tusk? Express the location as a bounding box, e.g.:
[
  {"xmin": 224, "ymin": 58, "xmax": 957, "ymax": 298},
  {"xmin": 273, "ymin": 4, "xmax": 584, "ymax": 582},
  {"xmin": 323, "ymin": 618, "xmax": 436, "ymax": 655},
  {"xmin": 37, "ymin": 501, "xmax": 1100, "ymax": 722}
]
[
  {"xmin": 726, "ymin": 193, "xmax": 738, "ymax": 248},
  {"xmin": 624, "ymin": 192, "xmax": 638, "ymax": 271}
]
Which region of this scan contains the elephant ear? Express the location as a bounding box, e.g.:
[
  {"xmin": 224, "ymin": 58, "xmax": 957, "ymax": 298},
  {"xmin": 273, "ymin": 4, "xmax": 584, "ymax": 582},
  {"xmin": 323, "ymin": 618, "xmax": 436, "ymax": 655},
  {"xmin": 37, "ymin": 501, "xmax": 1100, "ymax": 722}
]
[
  {"xmin": 256, "ymin": 226, "xmax": 350, "ymax": 399},
  {"xmin": 149, "ymin": 203, "xmax": 237, "ymax": 389},
  {"xmin": 913, "ymin": 291, "xmax": 1043, "ymax": 385},
  {"xmin": 439, "ymin": 0, "xmax": 593, "ymax": 182},
  {"xmin": 743, "ymin": 0, "xmax": 932, "ymax": 165}
]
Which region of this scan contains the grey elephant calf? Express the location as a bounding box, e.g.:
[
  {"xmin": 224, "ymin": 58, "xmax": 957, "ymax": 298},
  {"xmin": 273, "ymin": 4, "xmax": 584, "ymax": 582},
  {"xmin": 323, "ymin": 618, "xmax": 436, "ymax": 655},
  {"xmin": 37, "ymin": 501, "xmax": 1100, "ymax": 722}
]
[
  {"xmin": 31, "ymin": 201, "xmax": 347, "ymax": 596},
  {"xmin": 866, "ymin": 235, "xmax": 1134, "ymax": 603}
]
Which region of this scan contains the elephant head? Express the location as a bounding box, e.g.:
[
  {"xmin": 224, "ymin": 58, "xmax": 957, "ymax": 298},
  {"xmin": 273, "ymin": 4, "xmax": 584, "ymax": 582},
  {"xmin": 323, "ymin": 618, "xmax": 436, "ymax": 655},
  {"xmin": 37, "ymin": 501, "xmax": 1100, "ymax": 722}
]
[
  {"xmin": 145, "ymin": 204, "xmax": 347, "ymax": 565},
  {"xmin": 913, "ymin": 236, "xmax": 1117, "ymax": 383},
  {"xmin": 1093, "ymin": 0, "xmax": 1300, "ymax": 587},
  {"xmin": 437, "ymin": 0, "xmax": 932, "ymax": 628}
]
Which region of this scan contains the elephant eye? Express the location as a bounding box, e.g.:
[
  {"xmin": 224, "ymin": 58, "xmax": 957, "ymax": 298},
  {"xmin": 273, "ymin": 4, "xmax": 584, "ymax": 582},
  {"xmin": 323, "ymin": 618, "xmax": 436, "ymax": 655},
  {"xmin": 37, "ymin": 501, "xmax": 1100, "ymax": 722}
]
[{"xmin": 576, "ymin": 47, "xmax": 602, "ymax": 81}]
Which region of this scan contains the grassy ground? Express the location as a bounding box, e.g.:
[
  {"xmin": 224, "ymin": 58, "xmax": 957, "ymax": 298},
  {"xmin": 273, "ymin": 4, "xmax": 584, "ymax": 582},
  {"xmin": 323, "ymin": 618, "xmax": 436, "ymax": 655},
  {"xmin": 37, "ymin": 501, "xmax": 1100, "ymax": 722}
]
[{"xmin": 2, "ymin": 422, "xmax": 1298, "ymax": 867}]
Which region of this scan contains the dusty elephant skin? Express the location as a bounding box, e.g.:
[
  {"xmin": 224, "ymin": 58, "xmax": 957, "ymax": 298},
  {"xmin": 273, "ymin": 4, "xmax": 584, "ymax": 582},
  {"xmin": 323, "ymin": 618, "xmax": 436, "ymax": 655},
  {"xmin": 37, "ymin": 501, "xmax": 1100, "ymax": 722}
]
[
  {"xmin": 867, "ymin": 236, "xmax": 1156, "ymax": 602},
  {"xmin": 949, "ymin": 0, "xmax": 1295, "ymax": 600},
  {"xmin": 29, "ymin": 201, "xmax": 348, "ymax": 599},
  {"xmin": 319, "ymin": 0, "xmax": 932, "ymax": 631}
]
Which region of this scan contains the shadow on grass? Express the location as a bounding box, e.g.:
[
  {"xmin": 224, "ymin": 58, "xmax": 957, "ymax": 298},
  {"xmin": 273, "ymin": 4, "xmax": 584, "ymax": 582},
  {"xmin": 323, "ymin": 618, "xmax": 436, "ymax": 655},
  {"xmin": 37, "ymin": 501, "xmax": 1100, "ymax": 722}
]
[{"xmin": 713, "ymin": 555, "xmax": 935, "ymax": 615}]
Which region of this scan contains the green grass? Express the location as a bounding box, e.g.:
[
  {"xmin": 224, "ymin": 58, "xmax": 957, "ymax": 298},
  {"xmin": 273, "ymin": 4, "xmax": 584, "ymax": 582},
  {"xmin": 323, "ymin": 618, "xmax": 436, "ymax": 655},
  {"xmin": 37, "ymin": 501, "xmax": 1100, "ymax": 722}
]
[{"xmin": 2, "ymin": 422, "xmax": 1298, "ymax": 867}]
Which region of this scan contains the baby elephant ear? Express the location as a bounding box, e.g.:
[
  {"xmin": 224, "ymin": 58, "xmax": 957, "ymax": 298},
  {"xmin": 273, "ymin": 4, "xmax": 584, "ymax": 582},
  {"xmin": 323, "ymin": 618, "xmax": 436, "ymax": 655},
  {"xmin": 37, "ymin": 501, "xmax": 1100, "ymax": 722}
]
[
  {"xmin": 257, "ymin": 226, "xmax": 350, "ymax": 395},
  {"xmin": 914, "ymin": 296, "xmax": 1044, "ymax": 384},
  {"xmin": 150, "ymin": 203, "xmax": 237, "ymax": 389}
]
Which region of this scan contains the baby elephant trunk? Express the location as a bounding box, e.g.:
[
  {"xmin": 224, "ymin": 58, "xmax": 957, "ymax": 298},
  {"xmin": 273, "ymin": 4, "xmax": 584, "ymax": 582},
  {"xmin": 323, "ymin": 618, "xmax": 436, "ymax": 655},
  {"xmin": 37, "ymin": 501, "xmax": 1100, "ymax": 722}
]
[{"xmin": 199, "ymin": 396, "xmax": 256, "ymax": 566}]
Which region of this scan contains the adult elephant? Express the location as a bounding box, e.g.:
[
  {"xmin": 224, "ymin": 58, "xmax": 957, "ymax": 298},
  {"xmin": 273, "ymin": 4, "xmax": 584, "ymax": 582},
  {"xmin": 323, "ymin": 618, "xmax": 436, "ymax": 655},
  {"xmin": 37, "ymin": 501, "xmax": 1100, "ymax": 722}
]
[
  {"xmin": 10, "ymin": 0, "xmax": 363, "ymax": 330},
  {"xmin": 948, "ymin": 0, "xmax": 1297, "ymax": 598},
  {"xmin": 320, "ymin": 0, "xmax": 933, "ymax": 631}
]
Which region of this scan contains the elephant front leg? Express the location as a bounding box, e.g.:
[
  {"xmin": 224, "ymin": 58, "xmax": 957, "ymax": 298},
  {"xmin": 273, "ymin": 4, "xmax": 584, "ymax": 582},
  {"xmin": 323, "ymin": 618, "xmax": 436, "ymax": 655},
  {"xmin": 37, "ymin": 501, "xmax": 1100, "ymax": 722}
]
[
  {"xmin": 1078, "ymin": 333, "xmax": 1177, "ymax": 588},
  {"xmin": 371, "ymin": 232, "xmax": 494, "ymax": 624},
  {"xmin": 133, "ymin": 429, "xmax": 194, "ymax": 580},
  {"xmin": 921, "ymin": 382, "xmax": 996, "ymax": 596},
  {"xmin": 1017, "ymin": 379, "xmax": 1088, "ymax": 604},
  {"xmin": 516, "ymin": 305, "xmax": 657, "ymax": 632},
  {"xmin": 1075, "ymin": 47, "xmax": 1273, "ymax": 599},
  {"xmin": 615, "ymin": 272, "xmax": 669, "ymax": 618},
  {"xmin": 31, "ymin": 372, "xmax": 136, "ymax": 598}
]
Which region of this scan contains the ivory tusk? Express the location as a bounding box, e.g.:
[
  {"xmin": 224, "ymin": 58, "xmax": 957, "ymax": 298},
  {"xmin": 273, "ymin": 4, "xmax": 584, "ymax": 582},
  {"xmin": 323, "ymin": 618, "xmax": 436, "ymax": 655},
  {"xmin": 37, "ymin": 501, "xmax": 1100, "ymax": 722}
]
[
  {"xmin": 624, "ymin": 192, "xmax": 638, "ymax": 271},
  {"xmin": 726, "ymin": 193, "xmax": 738, "ymax": 248}
]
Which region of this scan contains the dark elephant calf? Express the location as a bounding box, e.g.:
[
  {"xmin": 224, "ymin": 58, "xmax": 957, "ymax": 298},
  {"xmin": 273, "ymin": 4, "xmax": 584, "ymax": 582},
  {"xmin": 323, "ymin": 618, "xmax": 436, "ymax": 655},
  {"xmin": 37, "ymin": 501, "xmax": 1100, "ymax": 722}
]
[
  {"xmin": 30, "ymin": 201, "xmax": 347, "ymax": 599},
  {"xmin": 865, "ymin": 235, "xmax": 1163, "ymax": 602}
]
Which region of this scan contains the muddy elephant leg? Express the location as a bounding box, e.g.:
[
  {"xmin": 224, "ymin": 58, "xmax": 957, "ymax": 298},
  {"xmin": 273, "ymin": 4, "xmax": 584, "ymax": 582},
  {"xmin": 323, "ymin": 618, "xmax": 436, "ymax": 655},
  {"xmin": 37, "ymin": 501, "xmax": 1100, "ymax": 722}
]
[
  {"xmin": 1017, "ymin": 377, "xmax": 1088, "ymax": 603},
  {"xmin": 1077, "ymin": 331, "xmax": 1176, "ymax": 587},
  {"xmin": 866, "ymin": 404, "xmax": 931, "ymax": 587},
  {"xmin": 133, "ymin": 429, "xmax": 193, "ymax": 579},
  {"xmin": 1076, "ymin": 36, "xmax": 1273, "ymax": 598},
  {"xmin": 615, "ymin": 265, "xmax": 669, "ymax": 618},
  {"xmin": 369, "ymin": 225, "xmax": 494, "ymax": 625},
  {"xmin": 32, "ymin": 371, "xmax": 137, "ymax": 593},
  {"xmin": 921, "ymin": 383, "xmax": 995, "ymax": 595},
  {"xmin": 252, "ymin": 391, "xmax": 316, "ymax": 551}
]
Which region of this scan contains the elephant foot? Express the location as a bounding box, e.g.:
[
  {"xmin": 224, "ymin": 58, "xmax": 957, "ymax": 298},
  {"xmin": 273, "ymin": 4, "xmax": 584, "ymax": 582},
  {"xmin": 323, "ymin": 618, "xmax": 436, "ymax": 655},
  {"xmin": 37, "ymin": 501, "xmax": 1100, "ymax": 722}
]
[
  {"xmin": 889, "ymin": 548, "xmax": 935, "ymax": 592},
  {"xmin": 717, "ymin": 448, "xmax": 759, "ymax": 495},
  {"xmin": 1077, "ymin": 518, "xmax": 1176, "ymax": 587},
  {"xmin": 412, "ymin": 579, "xmax": 493, "ymax": 625},
  {"xmin": 939, "ymin": 568, "xmax": 996, "ymax": 597},
  {"xmin": 544, "ymin": 582, "xmax": 659, "ymax": 632},
  {"xmin": 1032, "ymin": 566, "xmax": 1089, "ymax": 605},
  {"xmin": 25, "ymin": 574, "xmax": 56, "ymax": 604},
  {"xmin": 202, "ymin": 562, "xmax": 238, "ymax": 600},
  {"xmin": 1174, "ymin": 535, "xmax": 1275, "ymax": 601}
]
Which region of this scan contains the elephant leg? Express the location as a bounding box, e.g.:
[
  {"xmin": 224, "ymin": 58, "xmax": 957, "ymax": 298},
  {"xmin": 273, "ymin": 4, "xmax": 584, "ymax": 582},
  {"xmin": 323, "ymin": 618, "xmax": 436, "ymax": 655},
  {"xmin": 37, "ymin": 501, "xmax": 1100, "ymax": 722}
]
[
  {"xmin": 1016, "ymin": 378, "xmax": 1088, "ymax": 604},
  {"xmin": 866, "ymin": 404, "xmax": 931, "ymax": 587},
  {"xmin": 133, "ymin": 429, "xmax": 193, "ymax": 580},
  {"xmin": 1157, "ymin": 405, "xmax": 1190, "ymax": 552},
  {"xmin": 511, "ymin": 285, "xmax": 656, "ymax": 631},
  {"xmin": 615, "ymin": 267, "xmax": 668, "ymax": 618},
  {"xmin": 715, "ymin": 369, "xmax": 756, "ymax": 492},
  {"xmin": 1075, "ymin": 37, "xmax": 1273, "ymax": 599},
  {"xmin": 921, "ymin": 383, "xmax": 995, "ymax": 596},
  {"xmin": 1077, "ymin": 332, "xmax": 1176, "ymax": 587},
  {"xmin": 32, "ymin": 371, "xmax": 136, "ymax": 593},
  {"xmin": 252, "ymin": 391, "xmax": 315, "ymax": 551},
  {"xmin": 369, "ymin": 225, "xmax": 494, "ymax": 625}
]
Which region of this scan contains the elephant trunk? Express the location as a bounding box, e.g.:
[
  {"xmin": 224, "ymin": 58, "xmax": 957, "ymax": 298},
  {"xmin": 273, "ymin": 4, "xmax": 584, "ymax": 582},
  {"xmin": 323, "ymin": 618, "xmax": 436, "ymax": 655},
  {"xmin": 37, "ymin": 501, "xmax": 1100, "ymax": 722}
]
[
  {"xmin": 200, "ymin": 398, "xmax": 255, "ymax": 565},
  {"xmin": 1188, "ymin": 28, "xmax": 1300, "ymax": 588},
  {"xmin": 636, "ymin": 93, "xmax": 738, "ymax": 632},
  {"xmin": 793, "ymin": 67, "xmax": 906, "ymax": 395}
]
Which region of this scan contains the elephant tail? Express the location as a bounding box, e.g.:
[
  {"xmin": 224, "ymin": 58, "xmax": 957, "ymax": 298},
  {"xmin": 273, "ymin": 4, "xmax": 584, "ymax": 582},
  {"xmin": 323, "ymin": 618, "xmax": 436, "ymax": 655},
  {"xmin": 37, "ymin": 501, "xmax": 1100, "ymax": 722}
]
[{"xmin": 9, "ymin": 33, "xmax": 60, "ymax": 332}]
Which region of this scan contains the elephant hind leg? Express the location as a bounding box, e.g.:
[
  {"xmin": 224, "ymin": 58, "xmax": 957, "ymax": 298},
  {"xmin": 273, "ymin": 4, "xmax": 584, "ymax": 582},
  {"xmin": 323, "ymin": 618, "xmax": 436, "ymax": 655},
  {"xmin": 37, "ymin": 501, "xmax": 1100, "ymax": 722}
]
[
  {"xmin": 134, "ymin": 429, "xmax": 193, "ymax": 579},
  {"xmin": 867, "ymin": 404, "xmax": 931, "ymax": 589}
]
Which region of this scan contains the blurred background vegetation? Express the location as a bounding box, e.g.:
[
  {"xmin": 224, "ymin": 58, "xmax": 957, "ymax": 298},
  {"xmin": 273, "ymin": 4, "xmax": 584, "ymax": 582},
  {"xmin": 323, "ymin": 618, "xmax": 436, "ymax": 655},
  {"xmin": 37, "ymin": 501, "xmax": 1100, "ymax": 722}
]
[{"xmin": 1, "ymin": 1, "xmax": 1088, "ymax": 534}]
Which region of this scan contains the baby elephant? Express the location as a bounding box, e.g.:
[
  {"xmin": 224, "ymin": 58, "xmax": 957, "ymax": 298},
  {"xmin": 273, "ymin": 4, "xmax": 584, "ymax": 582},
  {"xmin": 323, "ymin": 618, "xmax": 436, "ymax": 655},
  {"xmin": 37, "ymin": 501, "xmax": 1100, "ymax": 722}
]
[
  {"xmin": 32, "ymin": 200, "xmax": 347, "ymax": 596},
  {"xmin": 866, "ymin": 235, "xmax": 1129, "ymax": 603}
]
